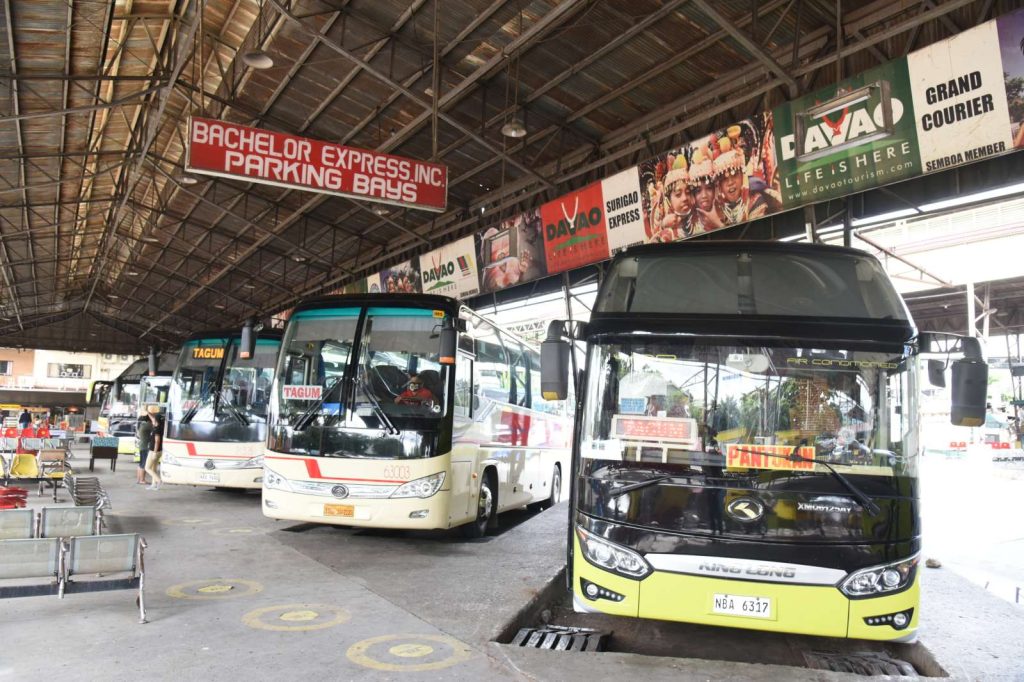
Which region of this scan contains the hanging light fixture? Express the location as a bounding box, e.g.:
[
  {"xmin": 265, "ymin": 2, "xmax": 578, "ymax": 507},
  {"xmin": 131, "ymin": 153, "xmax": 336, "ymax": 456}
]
[
  {"xmin": 243, "ymin": 0, "xmax": 274, "ymax": 69},
  {"xmin": 501, "ymin": 118, "xmax": 527, "ymax": 138}
]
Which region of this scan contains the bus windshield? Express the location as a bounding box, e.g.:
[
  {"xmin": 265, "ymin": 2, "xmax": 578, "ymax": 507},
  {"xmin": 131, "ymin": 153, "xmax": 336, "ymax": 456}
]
[
  {"xmin": 271, "ymin": 305, "xmax": 450, "ymax": 458},
  {"xmin": 168, "ymin": 338, "xmax": 277, "ymax": 426},
  {"xmin": 579, "ymin": 339, "xmax": 918, "ymax": 528}
]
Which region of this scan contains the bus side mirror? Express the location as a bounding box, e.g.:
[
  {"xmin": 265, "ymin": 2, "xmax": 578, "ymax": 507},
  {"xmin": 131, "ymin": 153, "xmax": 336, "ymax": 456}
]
[
  {"xmin": 927, "ymin": 359, "xmax": 945, "ymax": 388},
  {"xmin": 541, "ymin": 321, "xmax": 569, "ymax": 400},
  {"xmin": 240, "ymin": 318, "xmax": 255, "ymax": 359},
  {"xmin": 439, "ymin": 322, "xmax": 457, "ymax": 365},
  {"xmin": 950, "ymin": 358, "xmax": 987, "ymax": 426}
]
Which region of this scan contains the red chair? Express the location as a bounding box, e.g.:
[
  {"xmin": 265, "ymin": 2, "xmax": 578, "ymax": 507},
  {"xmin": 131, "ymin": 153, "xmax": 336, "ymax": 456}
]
[
  {"xmin": 2, "ymin": 427, "xmax": 17, "ymax": 438},
  {"xmin": 0, "ymin": 485, "xmax": 28, "ymax": 509},
  {"xmin": 36, "ymin": 426, "xmax": 50, "ymax": 438}
]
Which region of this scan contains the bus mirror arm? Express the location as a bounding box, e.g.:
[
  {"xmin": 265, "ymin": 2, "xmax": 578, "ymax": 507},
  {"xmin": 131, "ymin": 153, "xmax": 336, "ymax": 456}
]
[
  {"xmin": 920, "ymin": 332, "xmax": 988, "ymax": 426},
  {"xmin": 541, "ymin": 321, "xmax": 571, "ymax": 401}
]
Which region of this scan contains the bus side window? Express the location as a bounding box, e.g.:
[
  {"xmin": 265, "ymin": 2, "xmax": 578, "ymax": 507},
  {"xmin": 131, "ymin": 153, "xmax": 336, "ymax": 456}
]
[
  {"xmin": 454, "ymin": 354, "xmax": 473, "ymax": 418},
  {"xmin": 473, "ymin": 322, "xmax": 509, "ymax": 406}
]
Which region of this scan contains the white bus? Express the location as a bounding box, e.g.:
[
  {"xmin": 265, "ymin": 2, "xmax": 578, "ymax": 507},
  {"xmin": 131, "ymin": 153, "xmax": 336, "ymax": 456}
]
[
  {"xmin": 262, "ymin": 294, "xmax": 572, "ymax": 536},
  {"xmin": 161, "ymin": 331, "xmax": 282, "ymax": 489}
]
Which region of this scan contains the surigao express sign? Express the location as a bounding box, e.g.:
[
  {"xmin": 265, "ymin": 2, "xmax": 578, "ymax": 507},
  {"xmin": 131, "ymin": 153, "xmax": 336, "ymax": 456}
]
[{"xmin": 186, "ymin": 117, "xmax": 448, "ymax": 211}]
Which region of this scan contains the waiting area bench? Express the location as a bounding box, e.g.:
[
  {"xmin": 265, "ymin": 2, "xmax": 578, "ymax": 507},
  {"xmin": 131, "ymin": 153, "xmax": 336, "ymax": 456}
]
[
  {"xmin": 0, "ymin": 534, "xmax": 147, "ymax": 623},
  {"xmin": 0, "ymin": 505, "xmax": 145, "ymax": 622}
]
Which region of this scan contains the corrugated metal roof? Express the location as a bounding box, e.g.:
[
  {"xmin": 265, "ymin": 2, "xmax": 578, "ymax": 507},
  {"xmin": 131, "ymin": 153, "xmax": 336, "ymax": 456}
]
[{"xmin": 0, "ymin": 0, "xmax": 1013, "ymax": 352}]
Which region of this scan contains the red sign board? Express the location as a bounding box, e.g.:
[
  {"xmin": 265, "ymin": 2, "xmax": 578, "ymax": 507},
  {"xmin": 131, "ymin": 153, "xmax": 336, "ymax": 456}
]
[
  {"xmin": 540, "ymin": 182, "xmax": 610, "ymax": 273},
  {"xmin": 186, "ymin": 117, "xmax": 447, "ymax": 212}
]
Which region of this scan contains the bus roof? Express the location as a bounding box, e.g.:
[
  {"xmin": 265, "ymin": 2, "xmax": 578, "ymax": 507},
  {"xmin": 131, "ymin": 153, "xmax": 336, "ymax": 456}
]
[
  {"xmin": 289, "ymin": 293, "xmax": 461, "ymax": 318},
  {"xmin": 591, "ymin": 240, "xmax": 915, "ymax": 344}
]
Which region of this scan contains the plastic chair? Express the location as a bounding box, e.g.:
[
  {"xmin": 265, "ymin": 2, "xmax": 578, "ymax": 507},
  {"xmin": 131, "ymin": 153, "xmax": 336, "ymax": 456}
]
[{"xmin": 9, "ymin": 454, "xmax": 40, "ymax": 479}]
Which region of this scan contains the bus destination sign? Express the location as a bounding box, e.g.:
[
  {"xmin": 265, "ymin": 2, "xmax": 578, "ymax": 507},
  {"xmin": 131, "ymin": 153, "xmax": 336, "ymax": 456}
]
[{"xmin": 192, "ymin": 347, "xmax": 225, "ymax": 360}]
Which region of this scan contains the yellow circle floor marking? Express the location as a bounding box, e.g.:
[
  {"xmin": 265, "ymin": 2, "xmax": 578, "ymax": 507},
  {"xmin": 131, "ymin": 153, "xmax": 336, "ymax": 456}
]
[
  {"xmin": 242, "ymin": 604, "xmax": 350, "ymax": 632},
  {"xmin": 198, "ymin": 585, "xmax": 234, "ymax": 594},
  {"xmin": 346, "ymin": 634, "xmax": 473, "ymax": 672},
  {"xmin": 389, "ymin": 644, "xmax": 434, "ymax": 658},
  {"xmin": 167, "ymin": 579, "xmax": 263, "ymax": 600},
  {"xmin": 163, "ymin": 517, "xmax": 217, "ymax": 527},
  {"xmin": 210, "ymin": 527, "xmax": 259, "ymax": 536}
]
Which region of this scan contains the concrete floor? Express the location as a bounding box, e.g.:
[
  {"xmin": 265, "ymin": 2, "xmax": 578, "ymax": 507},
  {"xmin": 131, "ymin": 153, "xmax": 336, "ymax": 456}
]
[{"xmin": 2, "ymin": 453, "xmax": 1023, "ymax": 681}]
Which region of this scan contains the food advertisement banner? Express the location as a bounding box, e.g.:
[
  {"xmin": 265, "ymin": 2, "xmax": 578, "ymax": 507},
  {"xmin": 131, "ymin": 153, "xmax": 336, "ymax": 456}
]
[
  {"xmin": 476, "ymin": 210, "xmax": 547, "ymax": 294},
  {"xmin": 417, "ymin": 236, "xmax": 480, "ymax": 298},
  {"xmin": 540, "ymin": 182, "xmax": 610, "ymax": 274},
  {"xmin": 186, "ymin": 116, "xmax": 448, "ymax": 211},
  {"xmin": 601, "ymin": 167, "xmax": 648, "ymax": 254},
  {"xmin": 772, "ymin": 61, "xmax": 920, "ymax": 206},
  {"xmin": 908, "ymin": 20, "xmax": 1013, "ymax": 172},
  {"xmin": 997, "ymin": 9, "xmax": 1024, "ymax": 150}
]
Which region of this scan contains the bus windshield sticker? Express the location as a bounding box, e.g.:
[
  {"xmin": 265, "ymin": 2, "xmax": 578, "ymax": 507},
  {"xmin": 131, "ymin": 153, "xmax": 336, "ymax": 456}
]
[
  {"xmin": 726, "ymin": 444, "xmax": 816, "ymax": 472},
  {"xmin": 283, "ymin": 385, "xmax": 323, "ymax": 400},
  {"xmin": 581, "ymin": 439, "xmax": 623, "ymax": 460}
]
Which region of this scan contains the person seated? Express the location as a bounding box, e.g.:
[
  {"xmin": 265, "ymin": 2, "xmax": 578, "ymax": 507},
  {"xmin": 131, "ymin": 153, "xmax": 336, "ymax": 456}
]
[{"xmin": 394, "ymin": 375, "xmax": 436, "ymax": 406}]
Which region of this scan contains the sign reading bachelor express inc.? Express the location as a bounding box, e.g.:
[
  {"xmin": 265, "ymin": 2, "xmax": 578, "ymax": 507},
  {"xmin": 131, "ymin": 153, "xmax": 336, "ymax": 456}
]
[{"xmin": 186, "ymin": 117, "xmax": 448, "ymax": 212}]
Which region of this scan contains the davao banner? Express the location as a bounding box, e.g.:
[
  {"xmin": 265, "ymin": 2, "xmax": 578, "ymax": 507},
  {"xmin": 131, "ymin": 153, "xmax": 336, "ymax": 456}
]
[
  {"xmin": 540, "ymin": 182, "xmax": 610, "ymax": 273},
  {"xmin": 186, "ymin": 116, "xmax": 448, "ymax": 212},
  {"xmin": 908, "ymin": 20, "xmax": 1013, "ymax": 172},
  {"xmin": 476, "ymin": 210, "xmax": 548, "ymax": 294},
  {"xmin": 418, "ymin": 236, "xmax": 480, "ymax": 298},
  {"xmin": 773, "ymin": 62, "xmax": 921, "ymax": 206}
]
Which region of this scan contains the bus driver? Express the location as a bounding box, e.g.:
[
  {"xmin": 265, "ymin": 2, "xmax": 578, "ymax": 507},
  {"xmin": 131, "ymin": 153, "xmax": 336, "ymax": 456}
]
[{"xmin": 394, "ymin": 374, "xmax": 435, "ymax": 406}]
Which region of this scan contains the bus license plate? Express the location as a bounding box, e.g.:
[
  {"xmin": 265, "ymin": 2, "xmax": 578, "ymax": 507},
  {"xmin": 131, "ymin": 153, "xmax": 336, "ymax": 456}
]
[
  {"xmin": 712, "ymin": 593, "xmax": 772, "ymax": 619},
  {"xmin": 198, "ymin": 472, "xmax": 220, "ymax": 483},
  {"xmin": 324, "ymin": 504, "xmax": 354, "ymax": 518}
]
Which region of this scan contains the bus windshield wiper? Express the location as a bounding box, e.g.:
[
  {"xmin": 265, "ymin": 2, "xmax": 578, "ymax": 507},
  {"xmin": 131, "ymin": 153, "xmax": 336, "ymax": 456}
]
[
  {"xmin": 181, "ymin": 386, "xmax": 214, "ymax": 424},
  {"xmin": 733, "ymin": 441, "xmax": 881, "ymax": 516},
  {"xmin": 216, "ymin": 387, "xmax": 250, "ymax": 426},
  {"xmin": 609, "ymin": 475, "xmax": 674, "ymax": 498},
  {"xmin": 293, "ymin": 376, "xmax": 347, "ymax": 432},
  {"xmin": 357, "ymin": 373, "xmax": 398, "ymax": 436}
]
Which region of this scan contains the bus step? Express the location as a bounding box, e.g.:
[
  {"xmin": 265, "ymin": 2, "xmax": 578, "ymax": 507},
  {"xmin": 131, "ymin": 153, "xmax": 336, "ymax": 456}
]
[
  {"xmin": 804, "ymin": 651, "xmax": 916, "ymax": 676},
  {"xmin": 511, "ymin": 625, "xmax": 609, "ymax": 652}
]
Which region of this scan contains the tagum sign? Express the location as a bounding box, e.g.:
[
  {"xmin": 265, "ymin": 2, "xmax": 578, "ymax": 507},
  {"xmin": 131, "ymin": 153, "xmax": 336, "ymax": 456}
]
[
  {"xmin": 282, "ymin": 385, "xmax": 322, "ymax": 401},
  {"xmin": 186, "ymin": 117, "xmax": 448, "ymax": 212}
]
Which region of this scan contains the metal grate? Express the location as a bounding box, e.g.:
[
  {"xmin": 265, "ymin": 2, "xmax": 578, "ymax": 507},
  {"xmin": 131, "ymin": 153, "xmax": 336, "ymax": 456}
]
[
  {"xmin": 510, "ymin": 625, "xmax": 609, "ymax": 652},
  {"xmin": 804, "ymin": 651, "xmax": 917, "ymax": 676}
]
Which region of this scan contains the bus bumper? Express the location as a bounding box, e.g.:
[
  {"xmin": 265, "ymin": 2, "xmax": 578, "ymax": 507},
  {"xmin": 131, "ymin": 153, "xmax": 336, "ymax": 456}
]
[
  {"xmin": 160, "ymin": 460, "xmax": 263, "ymax": 489},
  {"xmin": 262, "ymin": 488, "xmax": 451, "ymax": 530},
  {"xmin": 572, "ymin": 538, "xmax": 919, "ymax": 641}
]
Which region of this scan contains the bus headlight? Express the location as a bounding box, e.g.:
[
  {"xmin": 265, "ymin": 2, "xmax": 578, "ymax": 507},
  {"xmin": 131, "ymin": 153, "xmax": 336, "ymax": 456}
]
[
  {"xmin": 263, "ymin": 466, "xmax": 291, "ymax": 492},
  {"xmin": 390, "ymin": 472, "xmax": 445, "ymax": 499},
  {"xmin": 839, "ymin": 554, "xmax": 919, "ymax": 598},
  {"xmin": 576, "ymin": 526, "xmax": 651, "ymax": 579}
]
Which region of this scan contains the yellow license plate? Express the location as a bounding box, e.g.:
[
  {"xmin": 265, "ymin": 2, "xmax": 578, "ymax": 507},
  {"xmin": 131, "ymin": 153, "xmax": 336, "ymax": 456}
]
[{"xmin": 324, "ymin": 504, "xmax": 354, "ymax": 518}]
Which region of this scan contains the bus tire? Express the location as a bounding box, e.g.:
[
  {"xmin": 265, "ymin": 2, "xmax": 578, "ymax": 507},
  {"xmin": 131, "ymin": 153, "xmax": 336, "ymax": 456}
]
[
  {"xmin": 538, "ymin": 465, "xmax": 561, "ymax": 510},
  {"xmin": 463, "ymin": 473, "xmax": 496, "ymax": 538}
]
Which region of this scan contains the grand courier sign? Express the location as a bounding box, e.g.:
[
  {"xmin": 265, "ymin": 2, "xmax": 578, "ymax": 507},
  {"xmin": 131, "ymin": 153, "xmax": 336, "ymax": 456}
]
[{"xmin": 186, "ymin": 117, "xmax": 447, "ymax": 212}]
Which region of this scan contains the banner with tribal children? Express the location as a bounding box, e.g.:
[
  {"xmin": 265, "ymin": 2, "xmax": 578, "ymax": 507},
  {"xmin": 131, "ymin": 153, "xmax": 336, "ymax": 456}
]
[
  {"xmin": 371, "ymin": 259, "xmax": 421, "ymax": 294},
  {"xmin": 476, "ymin": 209, "xmax": 548, "ymax": 294},
  {"xmin": 636, "ymin": 113, "xmax": 782, "ymax": 244}
]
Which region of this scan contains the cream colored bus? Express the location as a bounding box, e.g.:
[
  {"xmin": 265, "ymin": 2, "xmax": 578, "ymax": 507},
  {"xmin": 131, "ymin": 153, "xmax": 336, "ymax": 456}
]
[
  {"xmin": 262, "ymin": 294, "xmax": 571, "ymax": 536},
  {"xmin": 161, "ymin": 330, "xmax": 282, "ymax": 489}
]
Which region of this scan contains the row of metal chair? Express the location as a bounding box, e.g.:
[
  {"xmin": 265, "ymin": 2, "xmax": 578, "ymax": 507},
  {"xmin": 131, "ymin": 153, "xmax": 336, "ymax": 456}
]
[
  {"xmin": 65, "ymin": 473, "xmax": 110, "ymax": 515},
  {"xmin": 0, "ymin": 534, "xmax": 147, "ymax": 623},
  {"xmin": 0, "ymin": 506, "xmax": 101, "ymax": 540}
]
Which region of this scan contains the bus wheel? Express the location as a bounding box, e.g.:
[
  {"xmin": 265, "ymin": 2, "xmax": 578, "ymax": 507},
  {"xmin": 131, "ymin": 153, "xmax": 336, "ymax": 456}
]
[
  {"xmin": 539, "ymin": 466, "xmax": 561, "ymax": 510},
  {"xmin": 463, "ymin": 477, "xmax": 494, "ymax": 538}
]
